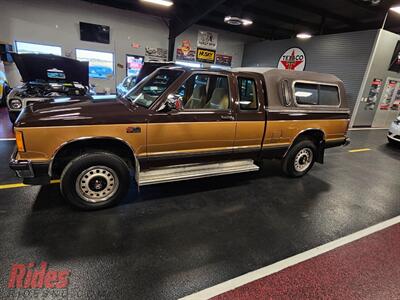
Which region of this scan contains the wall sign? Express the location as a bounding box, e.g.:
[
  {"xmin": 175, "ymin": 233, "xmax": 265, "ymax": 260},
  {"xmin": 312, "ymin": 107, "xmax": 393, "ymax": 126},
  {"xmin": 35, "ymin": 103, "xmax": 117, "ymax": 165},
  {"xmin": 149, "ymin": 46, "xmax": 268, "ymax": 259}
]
[
  {"xmin": 363, "ymin": 78, "xmax": 383, "ymax": 111},
  {"xmin": 196, "ymin": 48, "xmax": 216, "ymax": 64},
  {"xmin": 215, "ymin": 54, "xmax": 232, "ymax": 67},
  {"xmin": 197, "ymin": 31, "xmax": 218, "ymax": 50},
  {"xmin": 144, "ymin": 47, "xmax": 167, "ymax": 62},
  {"xmin": 176, "ymin": 48, "xmax": 196, "ymax": 61},
  {"xmin": 379, "ymin": 79, "xmax": 398, "ymax": 110},
  {"xmin": 278, "ymin": 47, "xmax": 306, "ymax": 71},
  {"xmin": 126, "ymin": 55, "xmax": 144, "ymax": 77},
  {"xmin": 176, "ymin": 40, "xmax": 196, "ymax": 61}
]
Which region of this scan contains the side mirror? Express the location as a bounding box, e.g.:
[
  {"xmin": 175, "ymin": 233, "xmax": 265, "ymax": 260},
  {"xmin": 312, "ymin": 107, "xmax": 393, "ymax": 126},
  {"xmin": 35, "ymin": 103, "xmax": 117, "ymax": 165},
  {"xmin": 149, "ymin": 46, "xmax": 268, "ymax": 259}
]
[{"xmin": 158, "ymin": 94, "xmax": 183, "ymax": 112}]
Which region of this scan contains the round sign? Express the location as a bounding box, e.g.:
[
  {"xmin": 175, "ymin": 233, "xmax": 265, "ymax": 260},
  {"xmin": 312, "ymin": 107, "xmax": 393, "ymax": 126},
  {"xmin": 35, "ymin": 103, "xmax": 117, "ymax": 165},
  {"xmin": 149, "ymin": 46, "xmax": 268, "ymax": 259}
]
[{"xmin": 278, "ymin": 47, "xmax": 306, "ymax": 71}]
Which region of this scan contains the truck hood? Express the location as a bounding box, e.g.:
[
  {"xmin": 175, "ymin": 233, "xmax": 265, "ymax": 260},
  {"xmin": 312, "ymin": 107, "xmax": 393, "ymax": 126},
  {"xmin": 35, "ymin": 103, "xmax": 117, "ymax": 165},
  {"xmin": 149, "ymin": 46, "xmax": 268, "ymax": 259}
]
[
  {"xmin": 15, "ymin": 95, "xmax": 149, "ymax": 127},
  {"xmin": 12, "ymin": 53, "xmax": 89, "ymax": 86}
]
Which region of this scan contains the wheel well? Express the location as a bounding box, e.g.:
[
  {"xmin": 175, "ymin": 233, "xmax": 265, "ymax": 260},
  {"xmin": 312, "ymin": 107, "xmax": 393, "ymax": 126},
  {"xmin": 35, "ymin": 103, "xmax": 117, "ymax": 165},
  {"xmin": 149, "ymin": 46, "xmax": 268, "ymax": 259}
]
[
  {"xmin": 294, "ymin": 129, "xmax": 325, "ymax": 145},
  {"xmin": 288, "ymin": 129, "xmax": 326, "ymax": 163},
  {"xmin": 51, "ymin": 138, "xmax": 136, "ymax": 178}
]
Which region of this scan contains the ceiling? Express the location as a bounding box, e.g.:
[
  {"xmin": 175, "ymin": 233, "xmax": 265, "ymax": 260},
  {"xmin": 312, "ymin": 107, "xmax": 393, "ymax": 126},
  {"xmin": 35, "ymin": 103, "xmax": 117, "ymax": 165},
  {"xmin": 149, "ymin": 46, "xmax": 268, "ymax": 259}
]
[{"xmin": 83, "ymin": 0, "xmax": 400, "ymax": 39}]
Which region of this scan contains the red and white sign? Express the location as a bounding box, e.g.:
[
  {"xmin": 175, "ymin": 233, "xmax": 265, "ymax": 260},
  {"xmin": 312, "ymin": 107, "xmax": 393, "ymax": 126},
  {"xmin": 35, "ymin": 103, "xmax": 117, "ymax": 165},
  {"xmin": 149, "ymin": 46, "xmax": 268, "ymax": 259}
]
[{"xmin": 278, "ymin": 48, "xmax": 306, "ymax": 71}]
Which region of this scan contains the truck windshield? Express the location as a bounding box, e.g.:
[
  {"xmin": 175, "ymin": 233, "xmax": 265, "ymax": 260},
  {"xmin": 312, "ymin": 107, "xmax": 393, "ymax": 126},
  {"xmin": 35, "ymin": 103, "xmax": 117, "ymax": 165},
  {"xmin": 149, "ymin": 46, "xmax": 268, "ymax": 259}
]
[{"xmin": 125, "ymin": 69, "xmax": 183, "ymax": 108}]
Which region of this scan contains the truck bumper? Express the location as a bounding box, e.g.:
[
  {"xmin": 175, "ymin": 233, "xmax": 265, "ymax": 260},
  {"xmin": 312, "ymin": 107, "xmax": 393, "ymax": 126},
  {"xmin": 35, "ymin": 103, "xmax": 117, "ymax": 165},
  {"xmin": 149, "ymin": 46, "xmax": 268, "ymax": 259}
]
[
  {"xmin": 9, "ymin": 148, "xmax": 51, "ymax": 185},
  {"xmin": 325, "ymin": 137, "xmax": 351, "ymax": 149}
]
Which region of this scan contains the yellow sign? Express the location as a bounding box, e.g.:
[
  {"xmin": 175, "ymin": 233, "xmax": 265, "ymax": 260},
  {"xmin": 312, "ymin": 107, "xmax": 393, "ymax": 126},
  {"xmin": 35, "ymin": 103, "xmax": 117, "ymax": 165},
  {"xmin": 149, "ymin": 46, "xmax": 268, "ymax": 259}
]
[{"xmin": 196, "ymin": 48, "xmax": 216, "ymax": 63}]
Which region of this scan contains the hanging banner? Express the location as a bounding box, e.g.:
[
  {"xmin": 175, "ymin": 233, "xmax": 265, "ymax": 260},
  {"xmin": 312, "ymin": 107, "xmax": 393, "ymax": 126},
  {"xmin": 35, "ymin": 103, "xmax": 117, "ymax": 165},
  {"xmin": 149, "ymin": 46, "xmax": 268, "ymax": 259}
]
[
  {"xmin": 364, "ymin": 78, "xmax": 383, "ymax": 111},
  {"xmin": 176, "ymin": 40, "xmax": 196, "ymax": 61},
  {"xmin": 197, "ymin": 31, "xmax": 218, "ymax": 50},
  {"xmin": 379, "ymin": 79, "xmax": 398, "ymax": 110},
  {"xmin": 215, "ymin": 54, "xmax": 232, "ymax": 67},
  {"xmin": 144, "ymin": 47, "xmax": 167, "ymax": 62},
  {"xmin": 126, "ymin": 55, "xmax": 144, "ymax": 77},
  {"xmin": 278, "ymin": 48, "xmax": 306, "ymax": 71},
  {"xmin": 196, "ymin": 48, "xmax": 216, "ymax": 64}
]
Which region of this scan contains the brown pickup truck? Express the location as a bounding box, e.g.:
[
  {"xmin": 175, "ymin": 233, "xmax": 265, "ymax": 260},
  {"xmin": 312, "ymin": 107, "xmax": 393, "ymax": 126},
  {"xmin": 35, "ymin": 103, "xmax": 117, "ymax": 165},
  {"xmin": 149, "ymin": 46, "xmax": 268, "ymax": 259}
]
[{"xmin": 10, "ymin": 67, "xmax": 350, "ymax": 210}]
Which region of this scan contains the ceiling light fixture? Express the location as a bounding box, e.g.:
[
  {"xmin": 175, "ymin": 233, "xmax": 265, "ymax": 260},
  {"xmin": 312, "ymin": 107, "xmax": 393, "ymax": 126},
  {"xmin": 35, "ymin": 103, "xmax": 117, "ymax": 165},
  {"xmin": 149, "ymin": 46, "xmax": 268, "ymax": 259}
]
[
  {"xmin": 241, "ymin": 19, "xmax": 253, "ymax": 26},
  {"xmin": 390, "ymin": 5, "xmax": 400, "ymax": 14},
  {"xmin": 296, "ymin": 33, "xmax": 312, "ymax": 39},
  {"xmin": 141, "ymin": 0, "xmax": 173, "ymax": 7},
  {"xmin": 224, "ymin": 16, "xmax": 253, "ymax": 26}
]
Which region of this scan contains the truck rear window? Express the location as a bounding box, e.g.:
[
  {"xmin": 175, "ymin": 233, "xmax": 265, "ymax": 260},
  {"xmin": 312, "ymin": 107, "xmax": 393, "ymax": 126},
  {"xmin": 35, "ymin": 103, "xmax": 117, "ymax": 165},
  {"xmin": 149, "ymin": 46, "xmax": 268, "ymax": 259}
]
[{"xmin": 294, "ymin": 82, "xmax": 340, "ymax": 106}]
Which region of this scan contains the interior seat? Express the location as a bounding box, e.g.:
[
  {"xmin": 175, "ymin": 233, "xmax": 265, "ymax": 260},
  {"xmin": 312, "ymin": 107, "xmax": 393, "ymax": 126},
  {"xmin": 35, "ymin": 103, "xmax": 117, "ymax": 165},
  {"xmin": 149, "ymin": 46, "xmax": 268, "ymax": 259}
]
[
  {"xmin": 184, "ymin": 84, "xmax": 207, "ymax": 109},
  {"xmin": 204, "ymin": 88, "xmax": 229, "ymax": 110}
]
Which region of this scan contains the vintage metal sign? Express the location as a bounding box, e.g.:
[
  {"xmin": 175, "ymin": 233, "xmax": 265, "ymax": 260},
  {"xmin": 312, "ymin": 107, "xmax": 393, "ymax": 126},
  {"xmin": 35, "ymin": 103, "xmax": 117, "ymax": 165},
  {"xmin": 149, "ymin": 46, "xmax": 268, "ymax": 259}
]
[
  {"xmin": 278, "ymin": 47, "xmax": 306, "ymax": 71},
  {"xmin": 216, "ymin": 54, "xmax": 232, "ymax": 67},
  {"xmin": 196, "ymin": 48, "xmax": 216, "ymax": 64},
  {"xmin": 197, "ymin": 31, "xmax": 218, "ymax": 50},
  {"xmin": 176, "ymin": 40, "xmax": 196, "ymax": 61}
]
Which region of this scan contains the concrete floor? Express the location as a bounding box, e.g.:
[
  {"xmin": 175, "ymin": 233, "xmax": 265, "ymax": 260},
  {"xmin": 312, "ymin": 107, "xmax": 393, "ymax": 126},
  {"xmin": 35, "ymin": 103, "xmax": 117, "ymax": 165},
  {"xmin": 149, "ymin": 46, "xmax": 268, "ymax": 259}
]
[{"xmin": 0, "ymin": 130, "xmax": 399, "ymax": 299}]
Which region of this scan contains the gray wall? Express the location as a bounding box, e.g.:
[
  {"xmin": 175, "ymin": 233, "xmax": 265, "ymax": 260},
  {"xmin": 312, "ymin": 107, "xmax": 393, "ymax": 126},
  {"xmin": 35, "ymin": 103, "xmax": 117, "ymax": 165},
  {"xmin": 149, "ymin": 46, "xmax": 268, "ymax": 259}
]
[
  {"xmin": 0, "ymin": 0, "xmax": 254, "ymax": 92},
  {"xmin": 352, "ymin": 29, "xmax": 400, "ymax": 127},
  {"xmin": 242, "ymin": 30, "xmax": 378, "ymax": 113}
]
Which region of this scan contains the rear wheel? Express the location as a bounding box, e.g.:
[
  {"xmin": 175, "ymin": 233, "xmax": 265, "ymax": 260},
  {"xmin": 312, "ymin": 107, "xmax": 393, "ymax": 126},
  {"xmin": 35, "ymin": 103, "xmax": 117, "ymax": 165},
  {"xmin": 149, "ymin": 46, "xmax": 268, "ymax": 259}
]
[
  {"xmin": 60, "ymin": 152, "xmax": 131, "ymax": 210},
  {"xmin": 282, "ymin": 139, "xmax": 317, "ymax": 177}
]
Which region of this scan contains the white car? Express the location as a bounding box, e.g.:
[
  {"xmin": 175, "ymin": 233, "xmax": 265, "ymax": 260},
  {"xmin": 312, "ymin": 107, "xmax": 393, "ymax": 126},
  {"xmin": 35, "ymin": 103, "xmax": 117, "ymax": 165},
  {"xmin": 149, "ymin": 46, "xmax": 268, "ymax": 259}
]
[{"xmin": 388, "ymin": 115, "xmax": 400, "ymax": 145}]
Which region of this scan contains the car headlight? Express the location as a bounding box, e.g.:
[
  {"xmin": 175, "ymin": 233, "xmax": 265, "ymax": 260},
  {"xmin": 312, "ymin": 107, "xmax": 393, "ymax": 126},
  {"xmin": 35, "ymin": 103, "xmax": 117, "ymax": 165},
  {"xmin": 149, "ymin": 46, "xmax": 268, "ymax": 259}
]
[{"xmin": 9, "ymin": 99, "xmax": 22, "ymax": 109}]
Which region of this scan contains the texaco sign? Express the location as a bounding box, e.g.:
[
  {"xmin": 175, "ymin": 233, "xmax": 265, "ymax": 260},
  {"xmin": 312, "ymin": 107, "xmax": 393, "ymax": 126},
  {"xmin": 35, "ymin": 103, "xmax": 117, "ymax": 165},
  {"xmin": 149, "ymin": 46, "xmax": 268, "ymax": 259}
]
[{"xmin": 278, "ymin": 48, "xmax": 306, "ymax": 71}]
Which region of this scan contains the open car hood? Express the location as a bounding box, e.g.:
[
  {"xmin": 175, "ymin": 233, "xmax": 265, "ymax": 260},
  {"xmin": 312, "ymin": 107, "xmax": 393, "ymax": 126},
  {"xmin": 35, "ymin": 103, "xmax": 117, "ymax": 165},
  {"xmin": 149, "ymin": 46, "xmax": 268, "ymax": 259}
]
[{"xmin": 12, "ymin": 53, "xmax": 89, "ymax": 86}]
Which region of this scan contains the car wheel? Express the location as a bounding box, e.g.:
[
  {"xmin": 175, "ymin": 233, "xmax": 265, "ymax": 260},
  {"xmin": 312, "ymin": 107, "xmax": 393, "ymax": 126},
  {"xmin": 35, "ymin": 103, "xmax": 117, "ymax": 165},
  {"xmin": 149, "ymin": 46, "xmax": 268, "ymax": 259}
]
[
  {"xmin": 388, "ymin": 137, "xmax": 399, "ymax": 147},
  {"xmin": 60, "ymin": 152, "xmax": 131, "ymax": 210},
  {"xmin": 282, "ymin": 139, "xmax": 317, "ymax": 177}
]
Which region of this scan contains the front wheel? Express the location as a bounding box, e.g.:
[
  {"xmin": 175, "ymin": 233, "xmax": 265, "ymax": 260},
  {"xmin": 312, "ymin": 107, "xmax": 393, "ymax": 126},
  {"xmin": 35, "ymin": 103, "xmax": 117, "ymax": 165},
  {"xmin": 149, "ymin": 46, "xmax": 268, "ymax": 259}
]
[
  {"xmin": 282, "ymin": 139, "xmax": 317, "ymax": 177},
  {"xmin": 60, "ymin": 152, "xmax": 131, "ymax": 210},
  {"xmin": 388, "ymin": 137, "xmax": 399, "ymax": 146}
]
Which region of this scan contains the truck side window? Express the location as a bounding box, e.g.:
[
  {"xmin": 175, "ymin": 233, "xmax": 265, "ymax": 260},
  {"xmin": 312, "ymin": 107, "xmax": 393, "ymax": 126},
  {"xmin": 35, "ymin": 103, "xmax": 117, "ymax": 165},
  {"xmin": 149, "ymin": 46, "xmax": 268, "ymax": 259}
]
[
  {"xmin": 238, "ymin": 78, "xmax": 258, "ymax": 110},
  {"xmin": 179, "ymin": 74, "xmax": 230, "ymax": 110},
  {"xmin": 319, "ymin": 85, "xmax": 340, "ymax": 106},
  {"xmin": 294, "ymin": 82, "xmax": 340, "ymax": 106},
  {"xmin": 281, "ymin": 80, "xmax": 291, "ymax": 106},
  {"xmin": 295, "ymin": 83, "xmax": 318, "ymax": 105}
]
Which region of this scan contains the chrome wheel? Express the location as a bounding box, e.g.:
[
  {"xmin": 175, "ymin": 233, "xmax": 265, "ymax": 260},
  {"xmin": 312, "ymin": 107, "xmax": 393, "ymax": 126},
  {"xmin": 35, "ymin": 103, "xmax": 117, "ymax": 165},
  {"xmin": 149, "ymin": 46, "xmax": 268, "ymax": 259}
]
[
  {"xmin": 75, "ymin": 166, "xmax": 119, "ymax": 203},
  {"xmin": 294, "ymin": 148, "xmax": 313, "ymax": 173}
]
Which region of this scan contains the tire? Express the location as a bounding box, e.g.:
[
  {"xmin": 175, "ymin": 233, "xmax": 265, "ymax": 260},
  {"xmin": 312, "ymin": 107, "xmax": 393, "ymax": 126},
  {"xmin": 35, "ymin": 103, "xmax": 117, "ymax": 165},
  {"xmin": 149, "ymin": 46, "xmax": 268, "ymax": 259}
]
[
  {"xmin": 281, "ymin": 139, "xmax": 317, "ymax": 177},
  {"xmin": 60, "ymin": 152, "xmax": 131, "ymax": 210},
  {"xmin": 388, "ymin": 137, "xmax": 400, "ymax": 147}
]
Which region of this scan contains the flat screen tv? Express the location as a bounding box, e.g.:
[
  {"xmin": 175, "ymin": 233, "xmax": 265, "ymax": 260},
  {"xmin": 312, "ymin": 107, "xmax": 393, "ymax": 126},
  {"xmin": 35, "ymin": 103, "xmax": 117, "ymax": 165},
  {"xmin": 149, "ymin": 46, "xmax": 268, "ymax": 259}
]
[{"xmin": 79, "ymin": 22, "xmax": 110, "ymax": 44}]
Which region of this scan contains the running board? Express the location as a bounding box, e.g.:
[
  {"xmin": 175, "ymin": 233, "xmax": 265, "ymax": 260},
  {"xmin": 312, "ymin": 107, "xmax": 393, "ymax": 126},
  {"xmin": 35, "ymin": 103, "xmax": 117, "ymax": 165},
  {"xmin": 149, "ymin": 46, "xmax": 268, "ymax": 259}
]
[{"xmin": 138, "ymin": 159, "xmax": 260, "ymax": 186}]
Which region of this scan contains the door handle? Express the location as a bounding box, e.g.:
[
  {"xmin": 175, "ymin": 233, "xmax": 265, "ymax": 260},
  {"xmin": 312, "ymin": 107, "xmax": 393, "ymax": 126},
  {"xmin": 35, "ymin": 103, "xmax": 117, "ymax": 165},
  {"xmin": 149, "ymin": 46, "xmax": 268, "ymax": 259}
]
[{"xmin": 220, "ymin": 115, "xmax": 234, "ymax": 121}]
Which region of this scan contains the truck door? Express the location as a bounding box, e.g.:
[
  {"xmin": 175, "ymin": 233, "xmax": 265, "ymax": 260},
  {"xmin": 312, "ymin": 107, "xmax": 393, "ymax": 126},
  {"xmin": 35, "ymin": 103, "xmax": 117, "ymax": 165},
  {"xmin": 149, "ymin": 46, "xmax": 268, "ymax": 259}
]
[
  {"xmin": 146, "ymin": 72, "xmax": 237, "ymax": 166},
  {"xmin": 233, "ymin": 74, "xmax": 266, "ymax": 159}
]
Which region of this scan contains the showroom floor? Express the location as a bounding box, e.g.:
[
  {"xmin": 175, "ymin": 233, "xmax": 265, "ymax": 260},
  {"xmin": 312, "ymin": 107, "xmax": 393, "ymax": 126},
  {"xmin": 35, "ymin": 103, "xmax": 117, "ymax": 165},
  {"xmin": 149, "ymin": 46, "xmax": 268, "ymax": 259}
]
[
  {"xmin": 0, "ymin": 107, "xmax": 13, "ymax": 139},
  {"xmin": 0, "ymin": 115, "xmax": 399, "ymax": 298}
]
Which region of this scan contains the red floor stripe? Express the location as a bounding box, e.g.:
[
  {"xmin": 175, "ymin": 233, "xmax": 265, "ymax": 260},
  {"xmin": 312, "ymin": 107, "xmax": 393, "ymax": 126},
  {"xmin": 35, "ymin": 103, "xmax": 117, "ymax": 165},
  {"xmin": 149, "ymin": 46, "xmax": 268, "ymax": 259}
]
[
  {"xmin": 0, "ymin": 107, "xmax": 14, "ymax": 138},
  {"xmin": 213, "ymin": 223, "xmax": 400, "ymax": 300}
]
